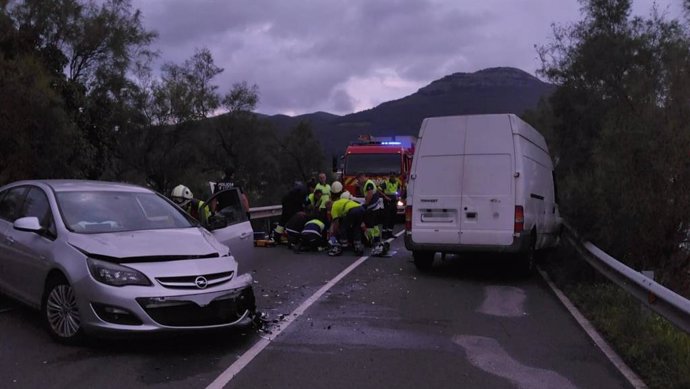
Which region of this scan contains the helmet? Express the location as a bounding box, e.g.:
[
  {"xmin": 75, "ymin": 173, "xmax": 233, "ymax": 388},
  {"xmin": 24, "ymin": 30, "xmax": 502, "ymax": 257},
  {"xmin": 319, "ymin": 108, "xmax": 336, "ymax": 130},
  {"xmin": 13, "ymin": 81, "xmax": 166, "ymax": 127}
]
[
  {"xmin": 331, "ymin": 181, "xmax": 343, "ymax": 194},
  {"xmin": 340, "ymin": 191, "xmax": 352, "ymax": 199},
  {"xmin": 171, "ymin": 184, "xmax": 193, "ymax": 207}
]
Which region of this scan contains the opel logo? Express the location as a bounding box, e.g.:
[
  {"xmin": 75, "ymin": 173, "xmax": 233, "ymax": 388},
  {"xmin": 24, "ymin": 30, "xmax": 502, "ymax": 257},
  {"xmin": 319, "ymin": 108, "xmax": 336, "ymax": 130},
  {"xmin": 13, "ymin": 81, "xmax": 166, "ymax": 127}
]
[{"xmin": 194, "ymin": 276, "xmax": 208, "ymax": 289}]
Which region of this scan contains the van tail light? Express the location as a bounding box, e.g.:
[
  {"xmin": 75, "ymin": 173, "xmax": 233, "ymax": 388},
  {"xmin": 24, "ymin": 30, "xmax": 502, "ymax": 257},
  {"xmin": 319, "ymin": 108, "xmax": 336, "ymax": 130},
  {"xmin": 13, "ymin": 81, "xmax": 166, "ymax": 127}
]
[
  {"xmin": 405, "ymin": 206, "xmax": 412, "ymax": 231},
  {"xmin": 514, "ymin": 206, "xmax": 524, "ymax": 233}
]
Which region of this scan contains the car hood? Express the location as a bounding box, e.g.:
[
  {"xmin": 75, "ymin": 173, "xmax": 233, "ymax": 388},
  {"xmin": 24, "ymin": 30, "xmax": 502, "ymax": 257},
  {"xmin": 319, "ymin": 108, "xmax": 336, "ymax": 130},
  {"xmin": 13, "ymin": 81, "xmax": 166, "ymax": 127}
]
[{"xmin": 67, "ymin": 227, "xmax": 229, "ymax": 261}]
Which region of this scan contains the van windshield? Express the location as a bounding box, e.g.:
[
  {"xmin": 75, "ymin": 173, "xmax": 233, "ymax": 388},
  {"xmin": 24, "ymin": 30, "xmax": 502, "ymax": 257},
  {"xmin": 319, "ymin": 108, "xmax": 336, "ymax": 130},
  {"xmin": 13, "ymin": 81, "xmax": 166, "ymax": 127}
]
[{"xmin": 344, "ymin": 154, "xmax": 401, "ymax": 175}]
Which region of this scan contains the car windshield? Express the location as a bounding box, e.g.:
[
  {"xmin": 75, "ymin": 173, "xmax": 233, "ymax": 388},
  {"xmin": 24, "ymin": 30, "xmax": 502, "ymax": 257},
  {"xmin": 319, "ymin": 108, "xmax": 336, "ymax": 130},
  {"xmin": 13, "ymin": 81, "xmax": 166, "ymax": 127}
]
[
  {"xmin": 56, "ymin": 191, "xmax": 195, "ymax": 234},
  {"xmin": 344, "ymin": 153, "xmax": 401, "ymax": 175}
]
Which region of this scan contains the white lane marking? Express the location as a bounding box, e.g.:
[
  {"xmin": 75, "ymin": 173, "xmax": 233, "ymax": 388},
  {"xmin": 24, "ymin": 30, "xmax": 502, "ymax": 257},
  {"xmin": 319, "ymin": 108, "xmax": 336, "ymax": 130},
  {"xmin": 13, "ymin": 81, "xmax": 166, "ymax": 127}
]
[
  {"xmin": 454, "ymin": 335, "xmax": 578, "ymax": 389},
  {"xmin": 537, "ymin": 268, "xmax": 648, "ymax": 389},
  {"xmin": 207, "ymin": 230, "xmax": 406, "ymax": 389},
  {"xmin": 477, "ymin": 286, "xmax": 527, "ymax": 318}
]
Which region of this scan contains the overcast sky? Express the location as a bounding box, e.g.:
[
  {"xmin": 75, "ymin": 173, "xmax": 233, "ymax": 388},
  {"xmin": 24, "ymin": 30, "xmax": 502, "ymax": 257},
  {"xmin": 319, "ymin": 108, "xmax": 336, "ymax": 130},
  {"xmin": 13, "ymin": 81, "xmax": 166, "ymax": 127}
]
[{"xmin": 131, "ymin": 0, "xmax": 684, "ymax": 116}]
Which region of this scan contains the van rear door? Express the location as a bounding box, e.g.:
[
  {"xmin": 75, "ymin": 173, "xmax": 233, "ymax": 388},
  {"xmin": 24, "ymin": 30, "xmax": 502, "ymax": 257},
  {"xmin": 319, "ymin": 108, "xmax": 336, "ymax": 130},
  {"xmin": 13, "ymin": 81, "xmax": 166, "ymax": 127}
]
[
  {"xmin": 410, "ymin": 116, "xmax": 467, "ymax": 245},
  {"xmin": 459, "ymin": 115, "xmax": 515, "ymax": 246}
]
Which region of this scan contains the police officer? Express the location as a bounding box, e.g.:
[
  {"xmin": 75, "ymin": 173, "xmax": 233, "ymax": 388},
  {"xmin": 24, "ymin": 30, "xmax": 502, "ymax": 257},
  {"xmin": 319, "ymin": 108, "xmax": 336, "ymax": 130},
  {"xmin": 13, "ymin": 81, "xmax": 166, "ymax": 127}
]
[{"xmin": 213, "ymin": 168, "xmax": 249, "ymax": 218}]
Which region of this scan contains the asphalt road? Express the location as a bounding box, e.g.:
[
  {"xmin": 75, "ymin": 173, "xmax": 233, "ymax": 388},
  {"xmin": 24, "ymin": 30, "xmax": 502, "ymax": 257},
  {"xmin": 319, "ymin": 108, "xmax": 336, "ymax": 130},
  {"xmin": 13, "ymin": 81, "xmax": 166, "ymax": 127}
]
[{"xmin": 0, "ymin": 232, "xmax": 633, "ymax": 389}]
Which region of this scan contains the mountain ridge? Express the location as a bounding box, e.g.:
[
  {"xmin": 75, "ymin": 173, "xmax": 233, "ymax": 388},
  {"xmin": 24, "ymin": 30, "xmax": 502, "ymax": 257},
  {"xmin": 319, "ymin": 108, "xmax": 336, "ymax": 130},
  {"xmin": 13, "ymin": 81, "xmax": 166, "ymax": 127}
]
[{"xmin": 260, "ymin": 67, "xmax": 554, "ymax": 155}]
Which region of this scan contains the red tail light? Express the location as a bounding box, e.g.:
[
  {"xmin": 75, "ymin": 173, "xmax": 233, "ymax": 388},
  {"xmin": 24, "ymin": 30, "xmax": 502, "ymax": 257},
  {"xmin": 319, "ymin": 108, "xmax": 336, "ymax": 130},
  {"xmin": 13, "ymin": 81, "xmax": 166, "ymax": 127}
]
[
  {"xmin": 405, "ymin": 206, "xmax": 412, "ymax": 231},
  {"xmin": 514, "ymin": 206, "xmax": 524, "ymax": 233}
]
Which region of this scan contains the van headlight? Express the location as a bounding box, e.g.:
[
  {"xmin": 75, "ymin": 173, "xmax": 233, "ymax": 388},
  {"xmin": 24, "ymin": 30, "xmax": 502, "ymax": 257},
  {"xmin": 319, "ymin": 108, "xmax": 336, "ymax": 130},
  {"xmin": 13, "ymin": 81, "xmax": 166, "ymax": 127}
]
[{"xmin": 87, "ymin": 258, "xmax": 152, "ymax": 287}]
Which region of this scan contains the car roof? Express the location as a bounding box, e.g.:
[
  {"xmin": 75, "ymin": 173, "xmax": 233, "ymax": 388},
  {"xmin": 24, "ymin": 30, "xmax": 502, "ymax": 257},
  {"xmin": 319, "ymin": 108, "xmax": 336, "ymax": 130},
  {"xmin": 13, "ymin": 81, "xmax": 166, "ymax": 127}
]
[{"xmin": 6, "ymin": 179, "xmax": 153, "ymax": 193}]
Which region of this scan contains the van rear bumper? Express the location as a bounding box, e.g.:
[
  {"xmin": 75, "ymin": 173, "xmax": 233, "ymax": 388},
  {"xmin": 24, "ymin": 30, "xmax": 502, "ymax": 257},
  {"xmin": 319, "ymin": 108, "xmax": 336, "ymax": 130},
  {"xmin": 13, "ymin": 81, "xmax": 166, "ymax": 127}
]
[{"xmin": 404, "ymin": 231, "xmax": 530, "ymax": 254}]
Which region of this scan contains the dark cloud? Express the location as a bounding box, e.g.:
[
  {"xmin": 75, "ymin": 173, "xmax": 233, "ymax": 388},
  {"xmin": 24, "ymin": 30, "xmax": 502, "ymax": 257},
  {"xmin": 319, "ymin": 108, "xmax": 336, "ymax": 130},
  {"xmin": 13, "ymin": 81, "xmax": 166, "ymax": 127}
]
[
  {"xmin": 131, "ymin": 0, "xmax": 681, "ymax": 115},
  {"xmin": 330, "ymin": 88, "xmax": 355, "ymax": 114}
]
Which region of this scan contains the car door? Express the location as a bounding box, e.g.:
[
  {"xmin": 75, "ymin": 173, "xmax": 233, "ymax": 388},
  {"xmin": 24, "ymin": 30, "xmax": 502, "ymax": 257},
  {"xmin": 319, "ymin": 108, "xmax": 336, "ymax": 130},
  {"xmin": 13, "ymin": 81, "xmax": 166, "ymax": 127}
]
[
  {"xmin": 3, "ymin": 186, "xmax": 57, "ymax": 307},
  {"xmin": 0, "ymin": 185, "xmax": 29, "ymax": 300},
  {"xmin": 201, "ymin": 188, "xmax": 254, "ymax": 267}
]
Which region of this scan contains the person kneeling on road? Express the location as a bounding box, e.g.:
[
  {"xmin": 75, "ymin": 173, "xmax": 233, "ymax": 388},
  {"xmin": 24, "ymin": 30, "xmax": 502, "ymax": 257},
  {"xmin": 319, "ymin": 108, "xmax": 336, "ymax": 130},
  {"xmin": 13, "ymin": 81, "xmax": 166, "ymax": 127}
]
[
  {"xmin": 328, "ymin": 192, "xmax": 365, "ymax": 256},
  {"xmin": 285, "ymin": 211, "xmax": 309, "ymax": 249},
  {"xmin": 297, "ymin": 212, "xmax": 330, "ymax": 253}
]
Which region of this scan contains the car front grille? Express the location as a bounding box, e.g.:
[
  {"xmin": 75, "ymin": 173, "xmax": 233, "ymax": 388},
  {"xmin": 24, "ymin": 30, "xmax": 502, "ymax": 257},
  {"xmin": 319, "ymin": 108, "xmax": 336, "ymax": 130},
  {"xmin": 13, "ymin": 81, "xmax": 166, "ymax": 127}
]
[
  {"xmin": 155, "ymin": 271, "xmax": 234, "ymax": 289},
  {"xmin": 137, "ymin": 287, "xmax": 255, "ymax": 327}
]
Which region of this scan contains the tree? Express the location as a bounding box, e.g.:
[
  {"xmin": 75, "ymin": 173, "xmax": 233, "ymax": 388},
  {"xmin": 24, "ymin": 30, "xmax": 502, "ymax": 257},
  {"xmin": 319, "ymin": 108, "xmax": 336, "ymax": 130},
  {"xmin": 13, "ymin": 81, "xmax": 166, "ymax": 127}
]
[
  {"xmin": 9, "ymin": 0, "xmax": 157, "ymax": 179},
  {"xmin": 536, "ymin": 0, "xmax": 690, "ymax": 290},
  {"xmin": 152, "ymin": 47, "xmax": 222, "ymax": 125},
  {"xmin": 276, "ymin": 121, "xmax": 325, "ymax": 183}
]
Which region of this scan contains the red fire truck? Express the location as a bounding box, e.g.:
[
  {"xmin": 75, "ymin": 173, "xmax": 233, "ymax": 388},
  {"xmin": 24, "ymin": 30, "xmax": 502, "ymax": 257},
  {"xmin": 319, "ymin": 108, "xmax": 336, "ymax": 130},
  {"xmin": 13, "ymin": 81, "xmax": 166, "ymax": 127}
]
[{"xmin": 338, "ymin": 135, "xmax": 416, "ymax": 214}]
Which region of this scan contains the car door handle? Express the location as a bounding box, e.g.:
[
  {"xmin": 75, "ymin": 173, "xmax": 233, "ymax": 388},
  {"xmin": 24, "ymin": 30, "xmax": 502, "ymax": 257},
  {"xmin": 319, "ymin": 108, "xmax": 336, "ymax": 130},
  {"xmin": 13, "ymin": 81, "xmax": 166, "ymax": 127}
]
[
  {"xmin": 240, "ymin": 232, "xmax": 251, "ymax": 239},
  {"xmin": 5, "ymin": 236, "xmax": 15, "ymax": 245}
]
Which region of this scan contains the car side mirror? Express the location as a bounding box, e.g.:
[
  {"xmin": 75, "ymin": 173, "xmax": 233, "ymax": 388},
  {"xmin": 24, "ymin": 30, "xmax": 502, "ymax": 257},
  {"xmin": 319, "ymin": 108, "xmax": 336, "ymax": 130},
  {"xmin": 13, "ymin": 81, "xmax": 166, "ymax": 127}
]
[
  {"xmin": 207, "ymin": 214, "xmax": 228, "ymax": 231},
  {"xmin": 14, "ymin": 216, "xmax": 43, "ymax": 233}
]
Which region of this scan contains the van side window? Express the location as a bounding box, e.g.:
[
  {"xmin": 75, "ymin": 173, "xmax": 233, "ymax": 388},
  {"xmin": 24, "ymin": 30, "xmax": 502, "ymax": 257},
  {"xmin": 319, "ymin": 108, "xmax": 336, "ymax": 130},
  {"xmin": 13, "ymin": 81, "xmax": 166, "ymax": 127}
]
[{"xmin": 0, "ymin": 186, "xmax": 29, "ymax": 222}]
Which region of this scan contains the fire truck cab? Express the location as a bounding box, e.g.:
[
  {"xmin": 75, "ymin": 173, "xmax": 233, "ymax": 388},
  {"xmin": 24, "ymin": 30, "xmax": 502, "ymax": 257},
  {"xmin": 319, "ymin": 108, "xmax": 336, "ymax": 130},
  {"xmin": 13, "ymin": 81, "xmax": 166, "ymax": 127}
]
[{"xmin": 339, "ymin": 135, "xmax": 416, "ymax": 215}]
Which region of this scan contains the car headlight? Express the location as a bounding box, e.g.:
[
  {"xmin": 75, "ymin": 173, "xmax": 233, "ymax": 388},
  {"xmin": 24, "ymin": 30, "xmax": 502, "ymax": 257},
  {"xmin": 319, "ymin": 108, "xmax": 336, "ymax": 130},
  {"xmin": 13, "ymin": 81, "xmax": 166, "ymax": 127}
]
[{"xmin": 87, "ymin": 258, "xmax": 152, "ymax": 287}]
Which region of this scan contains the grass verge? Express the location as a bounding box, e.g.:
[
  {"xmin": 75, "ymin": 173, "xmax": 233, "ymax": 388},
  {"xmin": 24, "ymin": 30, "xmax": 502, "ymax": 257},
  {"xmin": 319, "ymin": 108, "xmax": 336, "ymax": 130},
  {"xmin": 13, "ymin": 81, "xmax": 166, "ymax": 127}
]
[{"xmin": 541, "ymin": 243, "xmax": 690, "ymax": 389}]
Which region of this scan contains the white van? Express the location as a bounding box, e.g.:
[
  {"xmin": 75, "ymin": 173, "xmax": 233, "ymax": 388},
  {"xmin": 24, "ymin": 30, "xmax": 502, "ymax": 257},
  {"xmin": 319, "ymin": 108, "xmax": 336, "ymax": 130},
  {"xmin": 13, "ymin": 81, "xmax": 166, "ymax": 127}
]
[{"xmin": 404, "ymin": 114, "xmax": 561, "ymax": 272}]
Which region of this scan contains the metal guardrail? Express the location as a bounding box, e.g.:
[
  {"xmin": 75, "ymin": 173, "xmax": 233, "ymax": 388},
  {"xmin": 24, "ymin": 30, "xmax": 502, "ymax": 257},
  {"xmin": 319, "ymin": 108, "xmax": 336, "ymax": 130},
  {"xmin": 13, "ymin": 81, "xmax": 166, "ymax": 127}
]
[
  {"xmin": 248, "ymin": 205, "xmax": 282, "ymax": 235},
  {"xmin": 248, "ymin": 205, "xmax": 282, "ymax": 220},
  {"xmin": 563, "ymin": 221, "xmax": 690, "ymax": 333}
]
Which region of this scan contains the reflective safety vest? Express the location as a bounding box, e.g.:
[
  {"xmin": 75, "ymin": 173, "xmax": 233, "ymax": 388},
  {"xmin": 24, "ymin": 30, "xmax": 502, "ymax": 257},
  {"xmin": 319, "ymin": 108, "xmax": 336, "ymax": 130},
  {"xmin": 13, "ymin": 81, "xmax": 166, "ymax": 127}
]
[
  {"xmin": 383, "ymin": 179, "xmax": 400, "ymax": 195},
  {"xmin": 315, "ymin": 183, "xmax": 331, "ymax": 198},
  {"xmin": 185, "ymin": 199, "xmax": 210, "ymax": 223},
  {"xmin": 302, "ymin": 219, "xmax": 326, "ymax": 237},
  {"xmin": 362, "ymin": 179, "xmax": 384, "ymax": 211},
  {"xmin": 360, "ymin": 179, "xmax": 376, "ymax": 197},
  {"xmin": 331, "ymin": 198, "xmax": 362, "ymax": 219},
  {"xmin": 307, "ymin": 193, "xmax": 328, "ymax": 210}
]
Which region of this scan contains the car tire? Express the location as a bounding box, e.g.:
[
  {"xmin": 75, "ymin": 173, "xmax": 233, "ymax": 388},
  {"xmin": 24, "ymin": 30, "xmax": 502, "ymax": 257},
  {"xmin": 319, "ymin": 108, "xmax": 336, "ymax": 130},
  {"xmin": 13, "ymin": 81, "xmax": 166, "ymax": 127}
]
[
  {"xmin": 42, "ymin": 275, "xmax": 84, "ymax": 344},
  {"xmin": 413, "ymin": 250, "xmax": 434, "ymax": 272}
]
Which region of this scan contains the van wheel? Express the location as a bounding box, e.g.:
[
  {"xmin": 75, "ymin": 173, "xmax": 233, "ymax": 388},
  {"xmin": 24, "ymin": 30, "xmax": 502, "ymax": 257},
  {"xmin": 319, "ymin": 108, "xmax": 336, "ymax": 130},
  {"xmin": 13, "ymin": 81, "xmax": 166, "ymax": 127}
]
[
  {"xmin": 413, "ymin": 251, "xmax": 434, "ymax": 272},
  {"xmin": 42, "ymin": 275, "xmax": 84, "ymax": 344}
]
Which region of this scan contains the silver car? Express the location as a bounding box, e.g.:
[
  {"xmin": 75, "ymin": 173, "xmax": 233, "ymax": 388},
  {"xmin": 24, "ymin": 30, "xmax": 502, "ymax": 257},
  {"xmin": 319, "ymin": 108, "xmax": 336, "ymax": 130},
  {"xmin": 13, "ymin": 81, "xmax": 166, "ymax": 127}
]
[{"xmin": 0, "ymin": 180, "xmax": 256, "ymax": 343}]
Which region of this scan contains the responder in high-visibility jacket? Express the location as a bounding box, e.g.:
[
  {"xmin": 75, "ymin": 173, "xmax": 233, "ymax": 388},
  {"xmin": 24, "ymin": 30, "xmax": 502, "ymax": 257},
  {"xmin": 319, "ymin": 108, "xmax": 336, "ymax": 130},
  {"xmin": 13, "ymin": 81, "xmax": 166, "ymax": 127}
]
[
  {"xmin": 381, "ymin": 172, "xmax": 401, "ymax": 239},
  {"xmin": 298, "ymin": 213, "xmax": 330, "ymax": 252},
  {"xmin": 328, "ymin": 192, "xmax": 365, "ymax": 256},
  {"xmin": 356, "ymin": 172, "xmax": 386, "ymax": 256},
  {"xmin": 171, "ymin": 185, "xmax": 211, "ymax": 224},
  {"xmin": 305, "ymin": 189, "xmax": 327, "ymax": 213},
  {"xmin": 315, "ymin": 172, "xmax": 331, "ymax": 199}
]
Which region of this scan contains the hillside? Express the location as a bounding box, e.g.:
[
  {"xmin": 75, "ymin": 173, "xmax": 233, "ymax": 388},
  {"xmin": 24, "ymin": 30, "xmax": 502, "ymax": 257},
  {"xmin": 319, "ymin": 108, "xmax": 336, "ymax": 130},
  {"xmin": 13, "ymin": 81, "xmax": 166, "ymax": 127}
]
[{"xmin": 260, "ymin": 67, "xmax": 554, "ymax": 156}]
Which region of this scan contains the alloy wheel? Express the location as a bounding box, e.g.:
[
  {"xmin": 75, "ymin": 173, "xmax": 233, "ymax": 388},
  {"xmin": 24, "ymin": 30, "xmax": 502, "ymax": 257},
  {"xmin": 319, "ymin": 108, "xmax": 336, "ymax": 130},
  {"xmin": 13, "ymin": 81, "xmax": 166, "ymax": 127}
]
[{"xmin": 45, "ymin": 284, "xmax": 81, "ymax": 338}]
